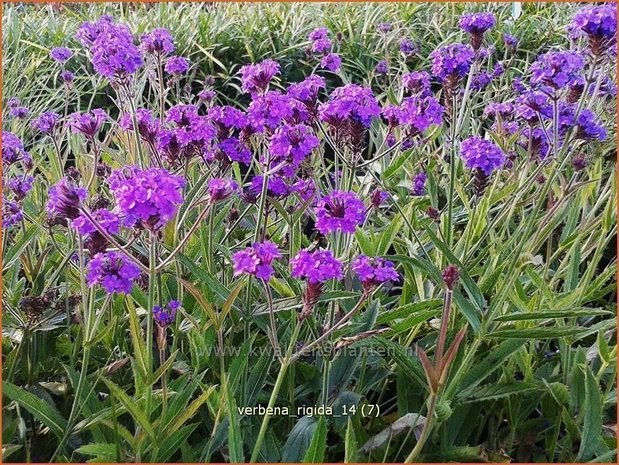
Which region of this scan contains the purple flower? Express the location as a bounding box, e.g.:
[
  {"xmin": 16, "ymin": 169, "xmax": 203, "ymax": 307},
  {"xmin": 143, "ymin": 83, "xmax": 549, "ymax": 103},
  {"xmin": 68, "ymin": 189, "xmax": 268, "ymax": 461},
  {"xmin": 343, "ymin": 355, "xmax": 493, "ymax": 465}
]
[
  {"xmin": 232, "ymin": 241, "xmax": 282, "ymax": 281},
  {"xmin": 320, "ymin": 84, "xmax": 381, "ymax": 128},
  {"xmin": 153, "ymin": 300, "xmax": 180, "ymax": 327},
  {"xmin": 108, "ymin": 166, "xmax": 185, "ymax": 230},
  {"xmin": 575, "ymin": 109, "xmax": 607, "ymax": 141},
  {"xmin": 47, "ymin": 177, "xmax": 87, "ymax": 221},
  {"xmin": 218, "ymin": 137, "xmax": 252, "ymax": 165},
  {"xmin": 493, "ymin": 62, "xmax": 505, "ymax": 77},
  {"xmin": 9, "ymin": 106, "xmax": 29, "ymax": 119},
  {"xmin": 292, "ymin": 178, "xmax": 316, "ymax": 202},
  {"xmin": 78, "ymin": 17, "xmax": 143, "ymax": 79},
  {"xmin": 520, "ymin": 127, "xmax": 550, "ymax": 159},
  {"xmin": 50, "ymin": 47, "xmax": 73, "ymax": 63},
  {"xmin": 141, "ymin": 28, "xmax": 175, "ymax": 55},
  {"xmin": 320, "ymin": 53, "xmax": 341, "ymax": 72},
  {"xmin": 568, "ymin": 5, "xmax": 616, "ymax": 54},
  {"xmin": 8, "ymin": 175, "xmax": 34, "ymax": 200},
  {"xmin": 430, "ymin": 43, "xmax": 475, "ymax": 81},
  {"xmin": 32, "ymin": 112, "xmax": 61, "ymax": 135},
  {"xmin": 315, "ymin": 190, "xmax": 366, "ymax": 235},
  {"xmin": 311, "ymin": 38, "xmax": 332, "ymax": 54},
  {"xmin": 370, "ymin": 188, "xmax": 389, "ymax": 208},
  {"xmin": 530, "ymin": 51, "xmax": 584, "ymax": 90},
  {"xmin": 249, "ymin": 175, "xmax": 291, "ymax": 198},
  {"xmin": 351, "ymin": 255, "xmax": 399, "ymax": 290},
  {"xmin": 268, "ymin": 123, "xmax": 319, "ymax": 169},
  {"xmin": 402, "ymin": 71, "xmax": 431, "ymax": 95},
  {"xmin": 384, "ymin": 95, "xmax": 444, "ymax": 135},
  {"xmin": 68, "ymin": 109, "xmax": 108, "ymax": 138},
  {"xmin": 71, "ymin": 208, "xmax": 120, "ymax": 235},
  {"xmin": 483, "ymin": 102, "xmax": 514, "ymax": 119},
  {"xmin": 399, "ymin": 38, "xmax": 417, "ymax": 56},
  {"xmin": 515, "ymin": 91, "xmax": 552, "ymax": 122},
  {"xmin": 208, "ymin": 178, "xmax": 239, "ymax": 203},
  {"xmin": 309, "ymin": 27, "xmax": 330, "ymax": 41},
  {"xmin": 238, "ymin": 59, "xmax": 280, "ymax": 95},
  {"xmin": 471, "ymin": 71, "xmax": 493, "ymax": 91},
  {"xmin": 198, "ymin": 89, "xmax": 216, "ymax": 102},
  {"xmin": 459, "ymin": 12, "xmax": 496, "ymax": 49},
  {"xmin": 290, "ymin": 249, "xmax": 343, "ymax": 284},
  {"xmin": 7, "ymin": 97, "xmax": 20, "ymax": 108},
  {"xmin": 120, "ymin": 108, "xmax": 160, "ymax": 145},
  {"xmin": 503, "ymin": 34, "xmax": 519, "ymax": 49},
  {"xmin": 247, "ymin": 91, "xmax": 294, "ymax": 130},
  {"xmin": 59, "ymin": 70, "xmax": 75, "ymax": 83},
  {"xmin": 2, "ymin": 131, "xmax": 31, "ymax": 166},
  {"xmin": 377, "ymin": 22, "xmax": 392, "ymax": 34},
  {"xmin": 460, "ymin": 136, "xmax": 506, "ymax": 175},
  {"xmin": 412, "ymin": 172, "xmax": 427, "ymax": 196},
  {"xmin": 165, "ymin": 56, "xmax": 189, "ymax": 74},
  {"xmin": 375, "ymin": 60, "xmax": 389, "ymax": 75},
  {"xmin": 87, "ymin": 251, "xmax": 141, "ymax": 294},
  {"xmin": 288, "ymin": 75, "xmax": 326, "ymax": 103},
  {"xmin": 2, "ymin": 198, "xmax": 23, "ymax": 229}
]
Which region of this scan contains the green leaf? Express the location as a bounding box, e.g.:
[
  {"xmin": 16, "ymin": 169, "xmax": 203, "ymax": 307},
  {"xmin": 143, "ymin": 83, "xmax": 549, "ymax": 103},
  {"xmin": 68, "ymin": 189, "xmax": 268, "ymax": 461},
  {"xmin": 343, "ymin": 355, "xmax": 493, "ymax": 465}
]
[
  {"xmin": 75, "ymin": 442, "xmax": 118, "ymax": 461},
  {"xmin": 576, "ymin": 364, "xmax": 604, "ymax": 461},
  {"xmin": 155, "ymin": 424, "xmax": 199, "ymax": 462},
  {"xmin": 462, "ymin": 382, "xmax": 538, "ymax": 403},
  {"xmin": 163, "ymin": 385, "xmax": 216, "ymax": 435},
  {"xmin": 373, "ymin": 337, "xmax": 427, "ymax": 390},
  {"xmin": 303, "ymin": 416, "xmax": 327, "ymax": 463},
  {"xmin": 282, "ymin": 416, "xmax": 317, "ymax": 462},
  {"xmin": 494, "ymin": 308, "xmax": 611, "ymax": 321},
  {"xmin": 101, "ymin": 379, "xmax": 157, "ymax": 441},
  {"xmin": 227, "ymin": 395, "xmax": 244, "ymax": 462},
  {"xmin": 344, "ymin": 417, "xmax": 357, "ymax": 463},
  {"xmin": 2, "ymin": 381, "xmax": 67, "ymax": 438},
  {"xmin": 487, "ymin": 327, "xmax": 595, "ymax": 339}
]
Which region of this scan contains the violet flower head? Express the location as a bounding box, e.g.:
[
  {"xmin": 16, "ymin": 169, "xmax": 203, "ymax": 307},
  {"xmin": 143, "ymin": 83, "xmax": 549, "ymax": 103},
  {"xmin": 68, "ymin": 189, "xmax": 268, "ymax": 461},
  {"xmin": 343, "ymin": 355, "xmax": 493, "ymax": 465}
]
[
  {"xmin": 312, "ymin": 37, "xmax": 333, "ymax": 54},
  {"xmin": 529, "ymin": 51, "xmax": 584, "ymax": 90},
  {"xmin": 575, "ymin": 109, "xmax": 607, "ymax": 141},
  {"xmin": 3, "ymin": 199, "xmax": 23, "ymax": 229},
  {"xmin": 386, "ymin": 95, "xmax": 444, "ymax": 135},
  {"xmin": 68, "ymin": 109, "xmax": 108, "ymax": 138},
  {"xmin": 399, "ymin": 38, "xmax": 418, "ymax": 56},
  {"xmin": 47, "ymin": 177, "xmax": 87, "ymax": 221},
  {"xmin": 377, "ymin": 22, "xmax": 392, "ymax": 34},
  {"xmin": 10, "ymin": 106, "xmax": 29, "ymax": 119},
  {"xmin": 71, "ymin": 208, "xmax": 120, "ymax": 236},
  {"xmin": 319, "ymin": 84, "xmax": 381, "ymax": 128},
  {"xmin": 351, "ymin": 255, "xmax": 399, "ymax": 290},
  {"xmin": 430, "ymin": 43, "xmax": 475, "ymax": 82},
  {"xmin": 412, "ymin": 171, "xmax": 427, "ymax": 196},
  {"xmin": 141, "ymin": 28, "xmax": 175, "ymax": 55},
  {"xmin": 50, "ymin": 47, "xmax": 73, "ymax": 63},
  {"xmin": 320, "ymin": 53, "xmax": 342, "ymax": 72},
  {"xmin": 471, "ymin": 71, "xmax": 493, "ymax": 91},
  {"xmin": 309, "ymin": 27, "xmax": 330, "ymax": 41},
  {"xmin": 86, "ymin": 251, "xmax": 141, "ymax": 294},
  {"xmin": 218, "ymin": 137, "xmax": 252, "ymax": 165},
  {"xmin": 249, "ymin": 175, "xmax": 291, "ymax": 198},
  {"xmin": 2, "ymin": 131, "xmax": 31, "ymax": 166},
  {"xmin": 108, "ymin": 166, "xmax": 185, "ymax": 230},
  {"xmin": 290, "ymin": 249, "xmax": 344, "ymax": 284},
  {"xmin": 238, "ymin": 59, "xmax": 280, "ymax": 95},
  {"xmin": 165, "ymin": 55, "xmax": 190, "ymax": 74},
  {"xmin": 459, "ymin": 12, "xmax": 496, "ymax": 49},
  {"xmin": 153, "ymin": 300, "xmax": 180, "ymax": 327},
  {"xmin": 59, "ymin": 70, "xmax": 75, "ymax": 83},
  {"xmin": 119, "ymin": 108, "xmax": 161, "ymax": 145},
  {"xmin": 198, "ymin": 89, "xmax": 216, "ymax": 102},
  {"xmin": 32, "ymin": 112, "xmax": 61, "ymax": 135},
  {"xmin": 7, "ymin": 97, "xmax": 20, "ymax": 108},
  {"xmin": 292, "ymin": 178, "xmax": 316, "ymax": 203},
  {"xmin": 370, "ymin": 188, "xmax": 389, "ymax": 208},
  {"xmin": 208, "ymin": 178, "xmax": 239, "ymax": 203},
  {"xmin": 460, "ymin": 136, "xmax": 506, "ymax": 175},
  {"xmin": 247, "ymin": 91, "xmax": 294, "ymax": 130},
  {"xmin": 568, "ymin": 4, "xmax": 617, "ymax": 55},
  {"xmin": 8, "ymin": 175, "xmax": 34, "ymax": 201},
  {"xmin": 315, "ymin": 190, "xmax": 366, "ymax": 235},
  {"xmin": 288, "ymin": 75, "xmax": 326, "ymax": 103},
  {"xmin": 402, "ymin": 71, "xmax": 431, "ymax": 95},
  {"xmin": 232, "ymin": 240, "xmax": 282, "ymax": 281},
  {"xmin": 503, "ymin": 34, "xmax": 519, "ymax": 49},
  {"xmin": 483, "ymin": 102, "xmax": 514, "ymax": 119},
  {"xmin": 268, "ymin": 123, "xmax": 320, "ymax": 169},
  {"xmin": 375, "ymin": 60, "xmax": 389, "ymax": 75}
]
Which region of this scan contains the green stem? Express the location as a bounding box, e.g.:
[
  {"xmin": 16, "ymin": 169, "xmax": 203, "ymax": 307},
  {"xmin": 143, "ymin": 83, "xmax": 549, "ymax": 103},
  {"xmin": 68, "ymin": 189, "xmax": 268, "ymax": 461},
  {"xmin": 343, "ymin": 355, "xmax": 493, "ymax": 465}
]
[
  {"xmin": 145, "ymin": 231, "xmax": 157, "ymax": 418},
  {"xmin": 404, "ymin": 394, "xmax": 437, "ymax": 463}
]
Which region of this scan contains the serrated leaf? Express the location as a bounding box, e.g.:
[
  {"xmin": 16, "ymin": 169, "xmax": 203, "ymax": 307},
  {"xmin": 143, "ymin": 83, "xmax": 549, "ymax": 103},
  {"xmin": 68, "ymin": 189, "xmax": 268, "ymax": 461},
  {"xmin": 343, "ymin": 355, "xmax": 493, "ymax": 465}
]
[{"xmin": 303, "ymin": 416, "xmax": 327, "ymax": 463}]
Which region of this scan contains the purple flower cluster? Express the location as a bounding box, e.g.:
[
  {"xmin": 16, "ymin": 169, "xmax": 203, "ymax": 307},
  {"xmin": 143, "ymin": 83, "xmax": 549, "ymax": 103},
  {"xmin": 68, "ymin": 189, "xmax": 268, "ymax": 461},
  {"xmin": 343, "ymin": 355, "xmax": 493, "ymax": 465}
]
[
  {"xmin": 384, "ymin": 95, "xmax": 444, "ymax": 136},
  {"xmin": 50, "ymin": 47, "xmax": 73, "ymax": 63},
  {"xmin": 120, "ymin": 108, "xmax": 161, "ymax": 146},
  {"xmin": 238, "ymin": 59, "xmax": 280, "ymax": 95},
  {"xmin": 3, "ymin": 198, "xmax": 24, "ymax": 229},
  {"xmin": 575, "ymin": 109, "xmax": 607, "ymax": 141},
  {"xmin": 32, "ymin": 112, "xmax": 61, "ymax": 135},
  {"xmin": 108, "ymin": 166, "xmax": 185, "ymax": 230},
  {"xmin": 47, "ymin": 177, "xmax": 87, "ymax": 221},
  {"xmin": 375, "ymin": 60, "xmax": 389, "ymax": 75},
  {"xmin": 412, "ymin": 172, "xmax": 427, "ymax": 196},
  {"xmin": 460, "ymin": 136, "xmax": 506, "ymax": 175},
  {"xmin": 430, "ymin": 43, "xmax": 475, "ymax": 82},
  {"xmin": 320, "ymin": 53, "xmax": 342, "ymax": 72},
  {"xmin": 165, "ymin": 55, "xmax": 189, "ymax": 74},
  {"xmin": 568, "ymin": 4, "xmax": 617, "ymax": 54},
  {"xmin": 459, "ymin": 12, "xmax": 496, "ymax": 35},
  {"xmin": 68, "ymin": 109, "xmax": 108, "ymax": 138},
  {"xmin": 309, "ymin": 27, "xmax": 333, "ymax": 54},
  {"xmin": 208, "ymin": 178, "xmax": 239, "ymax": 203},
  {"xmin": 2, "ymin": 131, "xmax": 31, "ymax": 167},
  {"xmin": 315, "ymin": 190, "xmax": 366, "ymax": 235},
  {"xmin": 268, "ymin": 124, "xmax": 319, "ymax": 174},
  {"xmin": 8, "ymin": 175, "xmax": 34, "ymax": 200},
  {"xmin": 530, "ymin": 51, "xmax": 584, "ymax": 90},
  {"xmin": 290, "ymin": 249, "xmax": 343, "ymax": 284},
  {"xmin": 153, "ymin": 300, "xmax": 180, "ymax": 327},
  {"xmin": 402, "ymin": 71, "xmax": 431, "ymax": 96},
  {"xmin": 77, "ymin": 16, "xmax": 143, "ymax": 79},
  {"xmin": 351, "ymin": 255, "xmax": 399, "ymax": 290},
  {"xmin": 87, "ymin": 251, "xmax": 141, "ymax": 294},
  {"xmin": 232, "ymin": 241, "xmax": 282, "ymax": 281},
  {"xmin": 141, "ymin": 28, "xmax": 175, "ymax": 55},
  {"xmin": 319, "ymin": 84, "xmax": 381, "ymax": 131}
]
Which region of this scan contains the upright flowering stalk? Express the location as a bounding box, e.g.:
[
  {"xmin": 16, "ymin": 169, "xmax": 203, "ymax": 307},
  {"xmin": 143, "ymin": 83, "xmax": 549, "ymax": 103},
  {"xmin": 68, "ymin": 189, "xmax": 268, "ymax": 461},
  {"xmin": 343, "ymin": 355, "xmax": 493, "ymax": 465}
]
[
  {"xmin": 460, "ymin": 136, "xmax": 506, "ymax": 197},
  {"xmin": 568, "ymin": 4, "xmax": 617, "ymax": 58},
  {"xmin": 47, "ymin": 177, "xmax": 87, "ymax": 224},
  {"xmin": 459, "ymin": 12, "xmax": 496, "ymax": 51},
  {"xmin": 238, "ymin": 59, "xmax": 280, "ymax": 95},
  {"xmin": 430, "ymin": 43, "xmax": 475, "ymax": 113},
  {"xmin": 290, "ymin": 249, "xmax": 343, "ymax": 320}
]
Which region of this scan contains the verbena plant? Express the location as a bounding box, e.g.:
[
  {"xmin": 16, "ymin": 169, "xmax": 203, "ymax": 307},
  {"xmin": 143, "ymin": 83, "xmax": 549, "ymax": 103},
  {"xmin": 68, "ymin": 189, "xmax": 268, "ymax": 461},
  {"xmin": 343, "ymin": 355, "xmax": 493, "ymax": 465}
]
[{"xmin": 2, "ymin": 2, "xmax": 616, "ymax": 463}]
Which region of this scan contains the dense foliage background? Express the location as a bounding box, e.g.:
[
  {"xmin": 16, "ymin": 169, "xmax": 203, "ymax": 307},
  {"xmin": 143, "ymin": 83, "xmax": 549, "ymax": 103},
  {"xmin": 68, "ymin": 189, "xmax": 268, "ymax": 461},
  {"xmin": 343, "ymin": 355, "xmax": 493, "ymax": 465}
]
[{"xmin": 2, "ymin": 2, "xmax": 617, "ymax": 463}]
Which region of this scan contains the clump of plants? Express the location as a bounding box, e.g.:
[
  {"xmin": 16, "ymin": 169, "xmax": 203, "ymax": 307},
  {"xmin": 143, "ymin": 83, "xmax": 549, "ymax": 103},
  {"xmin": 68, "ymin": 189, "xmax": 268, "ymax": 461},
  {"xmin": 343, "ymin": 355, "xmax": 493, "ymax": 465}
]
[{"xmin": 2, "ymin": 3, "xmax": 616, "ymax": 463}]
